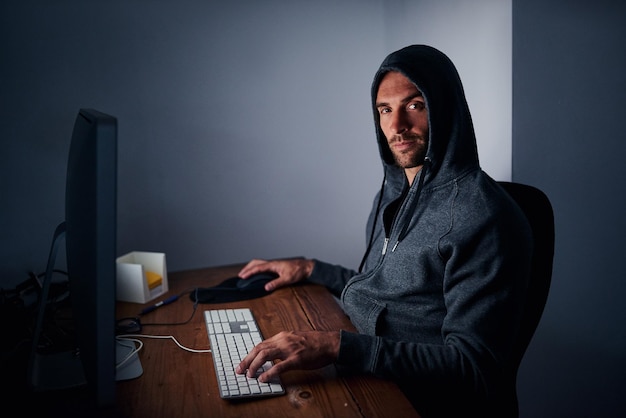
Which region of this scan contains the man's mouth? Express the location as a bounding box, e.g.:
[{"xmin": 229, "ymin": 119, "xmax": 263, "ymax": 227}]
[{"xmin": 393, "ymin": 139, "xmax": 417, "ymax": 151}]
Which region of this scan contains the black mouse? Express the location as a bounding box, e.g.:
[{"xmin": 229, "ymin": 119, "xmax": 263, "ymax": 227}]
[{"xmin": 236, "ymin": 272, "xmax": 279, "ymax": 290}]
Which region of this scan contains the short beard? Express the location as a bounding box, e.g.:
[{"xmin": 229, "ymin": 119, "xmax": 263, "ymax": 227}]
[{"xmin": 390, "ymin": 133, "xmax": 428, "ymax": 168}]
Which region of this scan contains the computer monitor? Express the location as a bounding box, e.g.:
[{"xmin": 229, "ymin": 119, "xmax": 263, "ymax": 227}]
[
  {"xmin": 28, "ymin": 108, "xmax": 118, "ymax": 407},
  {"xmin": 65, "ymin": 108, "xmax": 117, "ymax": 407}
]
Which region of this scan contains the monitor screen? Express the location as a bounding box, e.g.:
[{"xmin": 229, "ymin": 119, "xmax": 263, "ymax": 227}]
[{"xmin": 65, "ymin": 108, "xmax": 117, "ymax": 407}]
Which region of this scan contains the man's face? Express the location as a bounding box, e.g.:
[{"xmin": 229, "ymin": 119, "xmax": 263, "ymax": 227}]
[{"xmin": 376, "ymin": 71, "xmax": 429, "ymax": 171}]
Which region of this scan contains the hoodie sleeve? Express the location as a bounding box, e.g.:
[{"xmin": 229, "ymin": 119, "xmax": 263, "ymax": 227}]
[{"xmin": 307, "ymin": 259, "xmax": 357, "ymax": 297}]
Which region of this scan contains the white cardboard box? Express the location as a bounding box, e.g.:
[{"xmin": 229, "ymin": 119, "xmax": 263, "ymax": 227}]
[{"xmin": 116, "ymin": 251, "xmax": 168, "ymax": 304}]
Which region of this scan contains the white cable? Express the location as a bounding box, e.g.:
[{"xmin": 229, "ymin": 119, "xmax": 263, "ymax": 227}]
[
  {"xmin": 115, "ymin": 337, "xmax": 144, "ymax": 368},
  {"xmin": 116, "ymin": 334, "xmax": 212, "ymax": 354}
]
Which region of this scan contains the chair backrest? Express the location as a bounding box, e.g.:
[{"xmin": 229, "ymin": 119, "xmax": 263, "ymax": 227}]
[{"xmin": 498, "ymin": 181, "xmax": 555, "ymax": 368}]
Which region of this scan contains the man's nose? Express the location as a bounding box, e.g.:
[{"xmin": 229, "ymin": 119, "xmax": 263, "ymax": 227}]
[{"xmin": 389, "ymin": 110, "xmax": 410, "ymax": 134}]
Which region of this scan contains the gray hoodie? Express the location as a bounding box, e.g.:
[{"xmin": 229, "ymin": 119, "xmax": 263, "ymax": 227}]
[{"xmin": 308, "ymin": 45, "xmax": 533, "ymax": 417}]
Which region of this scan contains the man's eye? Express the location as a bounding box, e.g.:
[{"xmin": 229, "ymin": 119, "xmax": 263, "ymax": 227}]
[
  {"xmin": 409, "ymin": 102, "xmax": 425, "ymax": 110},
  {"xmin": 379, "ymin": 107, "xmax": 391, "ymax": 114}
]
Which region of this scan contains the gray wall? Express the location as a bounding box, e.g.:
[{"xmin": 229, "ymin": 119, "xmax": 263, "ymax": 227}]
[
  {"xmin": 0, "ymin": 0, "xmax": 380, "ymax": 283},
  {"xmin": 513, "ymin": 0, "xmax": 626, "ymax": 416},
  {"xmin": 1, "ymin": 0, "xmax": 511, "ymax": 284}
]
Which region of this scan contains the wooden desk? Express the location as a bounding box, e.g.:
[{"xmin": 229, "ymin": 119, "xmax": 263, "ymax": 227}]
[{"xmin": 116, "ymin": 264, "xmax": 420, "ymax": 418}]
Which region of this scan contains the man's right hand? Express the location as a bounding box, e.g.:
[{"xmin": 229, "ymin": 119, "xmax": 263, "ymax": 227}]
[{"xmin": 238, "ymin": 258, "xmax": 315, "ymax": 291}]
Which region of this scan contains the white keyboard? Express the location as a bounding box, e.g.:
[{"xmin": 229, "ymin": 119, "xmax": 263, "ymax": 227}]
[{"xmin": 204, "ymin": 308, "xmax": 285, "ymax": 399}]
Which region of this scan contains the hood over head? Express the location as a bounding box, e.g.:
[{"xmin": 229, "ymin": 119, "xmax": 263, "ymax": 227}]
[{"xmin": 371, "ymin": 45, "xmax": 479, "ymax": 186}]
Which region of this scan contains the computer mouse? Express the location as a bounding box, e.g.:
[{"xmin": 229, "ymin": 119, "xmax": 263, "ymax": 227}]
[{"xmin": 236, "ymin": 272, "xmax": 279, "ymax": 290}]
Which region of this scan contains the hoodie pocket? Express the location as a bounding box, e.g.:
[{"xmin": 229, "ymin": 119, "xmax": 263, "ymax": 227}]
[{"xmin": 342, "ymin": 288, "xmax": 386, "ymax": 335}]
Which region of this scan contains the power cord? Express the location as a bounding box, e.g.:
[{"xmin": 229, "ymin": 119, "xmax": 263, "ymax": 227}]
[
  {"xmin": 115, "ymin": 333, "xmax": 211, "ymax": 369},
  {"xmin": 115, "ymin": 337, "xmax": 144, "ymax": 369},
  {"xmin": 115, "ymin": 288, "xmax": 211, "ymax": 368},
  {"xmin": 116, "ymin": 288, "xmax": 200, "ymax": 333}
]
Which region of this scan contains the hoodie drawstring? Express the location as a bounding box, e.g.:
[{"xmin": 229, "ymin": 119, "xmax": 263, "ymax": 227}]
[
  {"xmin": 358, "ymin": 158, "xmax": 430, "ymax": 271},
  {"xmin": 358, "ymin": 172, "xmax": 387, "ymax": 273},
  {"xmin": 391, "ymin": 158, "xmax": 430, "ymax": 252}
]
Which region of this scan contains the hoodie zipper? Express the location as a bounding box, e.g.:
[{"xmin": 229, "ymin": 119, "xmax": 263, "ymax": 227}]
[{"xmin": 381, "ymin": 159, "xmax": 430, "ymax": 256}]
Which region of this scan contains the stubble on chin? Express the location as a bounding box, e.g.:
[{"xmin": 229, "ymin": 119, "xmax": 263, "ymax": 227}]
[{"xmin": 389, "ymin": 135, "xmax": 428, "ymax": 169}]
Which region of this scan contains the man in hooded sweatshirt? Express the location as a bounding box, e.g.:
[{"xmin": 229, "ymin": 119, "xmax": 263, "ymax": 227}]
[{"xmin": 236, "ymin": 45, "xmax": 533, "ymax": 418}]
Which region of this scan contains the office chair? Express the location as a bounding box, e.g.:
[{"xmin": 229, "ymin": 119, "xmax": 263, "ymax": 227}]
[{"xmin": 498, "ymin": 181, "xmax": 555, "ymax": 415}]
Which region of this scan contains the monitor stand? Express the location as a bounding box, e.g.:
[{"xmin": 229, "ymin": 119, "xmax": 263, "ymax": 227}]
[
  {"xmin": 27, "ymin": 222, "xmax": 143, "ymax": 393},
  {"xmin": 115, "ymin": 339, "xmax": 143, "ymax": 381},
  {"xmin": 29, "ymin": 349, "xmax": 87, "ymax": 391},
  {"xmin": 29, "ymin": 341, "xmax": 142, "ymax": 393}
]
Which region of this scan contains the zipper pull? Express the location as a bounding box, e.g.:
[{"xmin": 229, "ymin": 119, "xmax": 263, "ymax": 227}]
[
  {"xmin": 391, "ymin": 241, "xmax": 399, "ymax": 252},
  {"xmin": 381, "ymin": 238, "xmax": 389, "ymax": 255}
]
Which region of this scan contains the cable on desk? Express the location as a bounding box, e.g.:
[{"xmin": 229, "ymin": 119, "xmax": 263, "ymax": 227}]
[
  {"xmin": 116, "ymin": 334, "xmax": 211, "ymax": 355},
  {"xmin": 115, "ymin": 337, "xmax": 144, "ymax": 369},
  {"xmin": 136, "ymin": 288, "xmax": 199, "ymax": 323},
  {"xmin": 115, "ymin": 289, "xmax": 210, "ymax": 368},
  {"xmin": 117, "ymin": 288, "xmax": 201, "ymax": 334}
]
